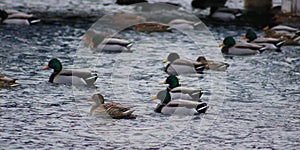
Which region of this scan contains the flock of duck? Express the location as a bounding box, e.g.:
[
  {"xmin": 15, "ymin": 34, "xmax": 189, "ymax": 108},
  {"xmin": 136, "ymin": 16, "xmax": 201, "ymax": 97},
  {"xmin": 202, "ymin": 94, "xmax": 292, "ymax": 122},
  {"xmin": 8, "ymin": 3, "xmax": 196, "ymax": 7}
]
[{"xmin": 1, "ymin": 8, "xmax": 300, "ymax": 119}]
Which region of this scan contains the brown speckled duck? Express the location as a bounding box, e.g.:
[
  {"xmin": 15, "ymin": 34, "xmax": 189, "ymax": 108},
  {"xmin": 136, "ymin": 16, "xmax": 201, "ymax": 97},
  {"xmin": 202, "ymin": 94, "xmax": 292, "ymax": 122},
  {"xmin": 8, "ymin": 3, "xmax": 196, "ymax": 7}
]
[
  {"xmin": 196, "ymin": 56, "xmax": 229, "ymax": 71},
  {"xmin": 87, "ymin": 93, "xmax": 136, "ymax": 119},
  {"xmin": 0, "ymin": 74, "xmax": 19, "ymax": 88}
]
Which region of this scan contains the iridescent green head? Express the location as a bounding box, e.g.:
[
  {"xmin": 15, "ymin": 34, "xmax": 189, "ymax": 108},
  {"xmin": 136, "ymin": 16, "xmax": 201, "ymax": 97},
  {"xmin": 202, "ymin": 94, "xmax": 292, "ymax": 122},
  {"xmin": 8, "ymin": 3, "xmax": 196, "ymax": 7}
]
[
  {"xmin": 245, "ymin": 29, "xmax": 257, "ymax": 42},
  {"xmin": 223, "ymin": 36, "xmax": 236, "ymax": 47},
  {"xmin": 47, "ymin": 58, "xmax": 63, "ymax": 72},
  {"xmin": 166, "ymin": 75, "xmax": 179, "ymax": 89}
]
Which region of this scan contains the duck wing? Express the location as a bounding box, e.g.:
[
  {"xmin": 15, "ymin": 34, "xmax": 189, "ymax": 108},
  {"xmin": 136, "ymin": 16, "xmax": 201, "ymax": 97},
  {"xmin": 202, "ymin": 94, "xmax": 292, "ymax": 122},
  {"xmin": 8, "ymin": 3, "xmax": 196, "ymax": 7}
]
[
  {"xmin": 235, "ymin": 42, "xmax": 264, "ymax": 50},
  {"xmin": 171, "ymin": 87, "xmax": 203, "ymax": 99},
  {"xmin": 59, "ymin": 69, "xmax": 97, "ymax": 86}
]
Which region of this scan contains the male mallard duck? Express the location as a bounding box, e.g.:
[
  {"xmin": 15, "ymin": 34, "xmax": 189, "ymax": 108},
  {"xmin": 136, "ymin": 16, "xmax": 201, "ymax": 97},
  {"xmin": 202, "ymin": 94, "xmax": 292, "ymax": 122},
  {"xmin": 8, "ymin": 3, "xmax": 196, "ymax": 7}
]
[
  {"xmin": 82, "ymin": 30, "xmax": 133, "ymax": 52},
  {"xmin": 87, "ymin": 93, "xmax": 136, "ymax": 119},
  {"xmin": 150, "ymin": 90, "xmax": 208, "ymax": 115},
  {"xmin": 219, "ymin": 36, "xmax": 266, "ymax": 55},
  {"xmin": 42, "ymin": 58, "xmax": 97, "ymax": 86},
  {"xmin": 196, "ymin": 56, "xmax": 229, "ymax": 71},
  {"xmin": 0, "ymin": 9, "xmax": 40, "ymax": 25},
  {"xmin": 168, "ymin": 19, "xmax": 202, "ymax": 30},
  {"xmin": 210, "ymin": 7, "xmax": 242, "ymax": 22},
  {"xmin": 241, "ymin": 29, "xmax": 285, "ymax": 51},
  {"xmin": 159, "ymin": 75, "xmax": 203, "ymax": 100},
  {"xmin": 163, "ymin": 53, "xmax": 206, "ymax": 76},
  {"xmin": 135, "ymin": 22, "xmax": 171, "ymax": 32},
  {"xmin": 0, "ymin": 74, "xmax": 20, "ymax": 88}
]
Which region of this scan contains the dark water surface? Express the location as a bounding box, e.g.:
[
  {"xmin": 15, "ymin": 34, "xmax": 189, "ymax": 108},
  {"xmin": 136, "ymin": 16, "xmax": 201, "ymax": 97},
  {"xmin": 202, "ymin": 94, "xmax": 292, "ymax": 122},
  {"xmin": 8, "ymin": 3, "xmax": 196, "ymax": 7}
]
[{"xmin": 1, "ymin": 1, "xmax": 300, "ymax": 149}]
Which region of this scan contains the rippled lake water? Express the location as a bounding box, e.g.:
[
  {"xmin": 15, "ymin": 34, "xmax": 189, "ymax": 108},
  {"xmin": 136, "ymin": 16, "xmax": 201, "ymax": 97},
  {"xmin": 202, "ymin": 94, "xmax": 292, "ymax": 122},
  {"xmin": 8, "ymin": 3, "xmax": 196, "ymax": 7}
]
[{"xmin": 1, "ymin": 1, "xmax": 300, "ymax": 149}]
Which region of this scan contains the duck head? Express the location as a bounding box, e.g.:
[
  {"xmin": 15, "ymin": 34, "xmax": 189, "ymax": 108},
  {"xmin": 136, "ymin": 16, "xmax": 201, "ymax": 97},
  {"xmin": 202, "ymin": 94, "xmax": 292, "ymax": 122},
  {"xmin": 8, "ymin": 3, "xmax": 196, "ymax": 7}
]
[
  {"xmin": 219, "ymin": 36, "xmax": 236, "ymax": 47},
  {"xmin": 87, "ymin": 93, "xmax": 105, "ymax": 105},
  {"xmin": 241, "ymin": 29, "xmax": 257, "ymax": 42},
  {"xmin": 150, "ymin": 90, "xmax": 171, "ymax": 104},
  {"xmin": 0, "ymin": 10, "xmax": 8, "ymax": 22},
  {"xmin": 196, "ymin": 56, "xmax": 207, "ymax": 64},
  {"xmin": 160, "ymin": 75, "xmax": 180, "ymax": 89},
  {"xmin": 42, "ymin": 58, "xmax": 63, "ymax": 72},
  {"xmin": 163, "ymin": 53, "xmax": 180, "ymax": 63}
]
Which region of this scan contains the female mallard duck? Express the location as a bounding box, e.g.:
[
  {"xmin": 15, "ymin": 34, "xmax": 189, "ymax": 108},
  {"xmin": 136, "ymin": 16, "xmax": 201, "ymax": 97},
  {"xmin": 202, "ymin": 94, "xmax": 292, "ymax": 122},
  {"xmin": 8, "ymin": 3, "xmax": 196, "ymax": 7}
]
[
  {"xmin": 159, "ymin": 75, "xmax": 203, "ymax": 100},
  {"xmin": 168, "ymin": 19, "xmax": 202, "ymax": 30},
  {"xmin": 150, "ymin": 90, "xmax": 208, "ymax": 115},
  {"xmin": 135, "ymin": 22, "xmax": 171, "ymax": 32},
  {"xmin": 263, "ymin": 26, "xmax": 300, "ymax": 45},
  {"xmin": 87, "ymin": 93, "xmax": 136, "ymax": 119},
  {"xmin": 82, "ymin": 29, "xmax": 133, "ymax": 52},
  {"xmin": 0, "ymin": 74, "xmax": 20, "ymax": 88},
  {"xmin": 0, "ymin": 9, "xmax": 40, "ymax": 25},
  {"xmin": 219, "ymin": 36, "xmax": 266, "ymax": 55},
  {"xmin": 263, "ymin": 24, "xmax": 299, "ymax": 35},
  {"xmin": 42, "ymin": 58, "xmax": 97, "ymax": 86},
  {"xmin": 196, "ymin": 56, "xmax": 229, "ymax": 71},
  {"xmin": 210, "ymin": 7, "xmax": 242, "ymax": 22},
  {"xmin": 163, "ymin": 53, "xmax": 206, "ymax": 76},
  {"xmin": 241, "ymin": 29, "xmax": 285, "ymax": 51}
]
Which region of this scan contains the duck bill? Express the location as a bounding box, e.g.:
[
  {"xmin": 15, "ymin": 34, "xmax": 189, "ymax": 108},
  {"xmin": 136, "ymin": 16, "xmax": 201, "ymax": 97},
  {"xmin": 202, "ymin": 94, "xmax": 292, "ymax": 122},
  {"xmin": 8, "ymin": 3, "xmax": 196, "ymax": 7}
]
[
  {"xmin": 240, "ymin": 35, "xmax": 247, "ymax": 40},
  {"xmin": 162, "ymin": 59, "xmax": 168, "ymax": 63},
  {"xmin": 263, "ymin": 26, "xmax": 269, "ymax": 31},
  {"xmin": 159, "ymin": 80, "xmax": 167, "ymax": 84},
  {"xmin": 42, "ymin": 65, "xmax": 49, "ymax": 70},
  {"xmin": 218, "ymin": 43, "xmax": 225, "ymax": 47},
  {"xmin": 150, "ymin": 96, "xmax": 158, "ymax": 101}
]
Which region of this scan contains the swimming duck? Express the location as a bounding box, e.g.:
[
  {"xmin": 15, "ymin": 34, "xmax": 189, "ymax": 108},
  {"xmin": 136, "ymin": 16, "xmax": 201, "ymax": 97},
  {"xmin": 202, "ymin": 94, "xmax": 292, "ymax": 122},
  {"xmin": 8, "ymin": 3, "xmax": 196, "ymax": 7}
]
[
  {"xmin": 209, "ymin": 7, "xmax": 242, "ymax": 22},
  {"xmin": 241, "ymin": 30, "xmax": 285, "ymax": 51},
  {"xmin": 87, "ymin": 93, "xmax": 136, "ymax": 119},
  {"xmin": 263, "ymin": 24, "xmax": 299, "ymax": 36},
  {"xmin": 0, "ymin": 74, "xmax": 20, "ymax": 88},
  {"xmin": 196, "ymin": 56, "xmax": 229, "ymax": 71},
  {"xmin": 89, "ymin": 35, "xmax": 133, "ymax": 52},
  {"xmin": 42, "ymin": 58, "xmax": 97, "ymax": 86},
  {"xmin": 168, "ymin": 19, "xmax": 202, "ymax": 30},
  {"xmin": 263, "ymin": 27, "xmax": 300, "ymax": 45},
  {"xmin": 82, "ymin": 30, "xmax": 133, "ymax": 52},
  {"xmin": 163, "ymin": 53, "xmax": 206, "ymax": 76},
  {"xmin": 159, "ymin": 75, "xmax": 203, "ymax": 100},
  {"xmin": 0, "ymin": 9, "xmax": 40, "ymax": 25},
  {"xmin": 150, "ymin": 90, "xmax": 208, "ymax": 115},
  {"xmin": 219, "ymin": 36, "xmax": 266, "ymax": 55},
  {"xmin": 135, "ymin": 22, "xmax": 171, "ymax": 32}
]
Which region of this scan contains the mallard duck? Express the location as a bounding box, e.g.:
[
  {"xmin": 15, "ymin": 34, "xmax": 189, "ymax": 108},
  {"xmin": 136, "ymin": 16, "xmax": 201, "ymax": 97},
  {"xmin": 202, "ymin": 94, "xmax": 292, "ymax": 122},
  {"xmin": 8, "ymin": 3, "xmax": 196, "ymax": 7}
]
[
  {"xmin": 210, "ymin": 7, "xmax": 242, "ymax": 22},
  {"xmin": 263, "ymin": 26, "xmax": 300, "ymax": 45},
  {"xmin": 150, "ymin": 90, "xmax": 208, "ymax": 115},
  {"xmin": 0, "ymin": 74, "xmax": 20, "ymax": 88},
  {"xmin": 42, "ymin": 58, "xmax": 97, "ymax": 86},
  {"xmin": 135, "ymin": 22, "xmax": 171, "ymax": 32},
  {"xmin": 163, "ymin": 53, "xmax": 206, "ymax": 76},
  {"xmin": 87, "ymin": 93, "xmax": 136, "ymax": 119},
  {"xmin": 219, "ymin": 36, "xmax": 266, "ymax": 55},
  {"xmin": 196, "ymin": 56, "xmax": 229, "ymax": 71},
  {"xmin": 0, "ymin": 9, "xmax": 40, "ymax": 25},
  {"xmin": 263, "ymin": 24, "xmax": 299, "ymax": 35},
  {"xmin": 241, "ymin": 30, "xmax": 285, "ymax": 51},
  {"xmin": 82, "ymin": 30, "xmax": 133, "ymax": 52},
  {"xmin": 159, "ymin": 75, "xmax": 203, "ymax": 100},
  {"xmin": 168, "ymin": 19, "xmax": 202, "ymax": 30}
]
